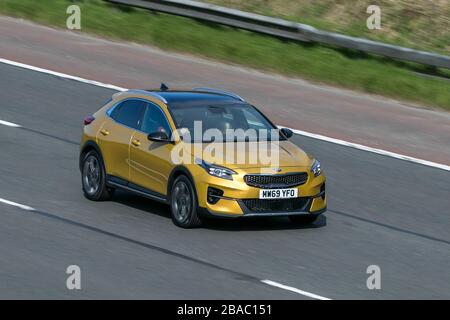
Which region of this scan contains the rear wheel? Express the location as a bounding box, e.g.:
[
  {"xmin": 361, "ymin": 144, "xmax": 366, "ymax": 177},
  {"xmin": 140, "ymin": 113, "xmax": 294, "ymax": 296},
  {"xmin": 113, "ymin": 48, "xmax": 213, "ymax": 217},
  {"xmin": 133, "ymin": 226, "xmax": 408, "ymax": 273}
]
[
  {"xmin": 170, "ymin": 175, "xmax": 202, "ymax": 228},
  {"xmin": 81, "ymin": 150, "xmax": 114, "ymax": 201},
  {"xmin": 289, "ymin": 214, "xmax": 319, "ymax": 224}
]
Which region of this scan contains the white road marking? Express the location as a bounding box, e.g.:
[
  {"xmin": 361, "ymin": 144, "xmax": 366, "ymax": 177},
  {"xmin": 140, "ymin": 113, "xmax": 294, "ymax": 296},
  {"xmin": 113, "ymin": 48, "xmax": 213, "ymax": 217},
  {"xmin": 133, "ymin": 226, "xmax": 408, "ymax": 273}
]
[
  {"xmin": 1, "ymin": 57, "xmax": 449, "ymax": 172},
  {"xmin": 287, "ymin": 127, "xmax": 450, "ymax": 172},
  {"xmin": 0, "ymin": 198, "xmax": 35, "ymax": 211},
  {"xmin": 261, "ymin": 279, "xmax": 331, "ymax": 300},
  {"xmin": 0, "ymin": 119, "xmax": 22, "ymax": 127},
  {"xmin": 0, "ymin": 58, "xmax": 126, "ymax": 92}
]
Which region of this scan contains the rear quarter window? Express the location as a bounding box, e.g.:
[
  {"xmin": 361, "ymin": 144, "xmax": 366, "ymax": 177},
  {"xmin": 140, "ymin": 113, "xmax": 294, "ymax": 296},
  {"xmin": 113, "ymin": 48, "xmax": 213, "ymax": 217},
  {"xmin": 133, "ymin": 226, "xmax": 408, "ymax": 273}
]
[{"xmin": 110, "ymin": 99, "xmax": 146, "ymax": 129}]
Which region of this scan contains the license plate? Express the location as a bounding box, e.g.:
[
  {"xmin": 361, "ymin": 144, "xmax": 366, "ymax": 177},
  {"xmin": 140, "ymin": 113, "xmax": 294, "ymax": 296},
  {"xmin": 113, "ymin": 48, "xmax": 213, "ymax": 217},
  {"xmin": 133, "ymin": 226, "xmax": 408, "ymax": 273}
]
[{"xmin": 259, "ymin": 188, "xmax": 298, "ymax": 199}]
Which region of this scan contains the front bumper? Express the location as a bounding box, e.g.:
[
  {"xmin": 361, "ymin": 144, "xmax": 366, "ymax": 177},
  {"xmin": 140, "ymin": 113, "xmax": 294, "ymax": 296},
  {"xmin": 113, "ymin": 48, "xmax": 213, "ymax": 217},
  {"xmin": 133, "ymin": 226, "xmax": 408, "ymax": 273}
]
[
  {"xmin": 237, "ymin": 194, "xmax": 326, "ymax": 217},
  {"xmin": 193, "ymin": 166, "xmax": 327, "ymax": 218},
  {"xmin": 198, "ymin": 186, "xmax": 326, "ymax": 218}
]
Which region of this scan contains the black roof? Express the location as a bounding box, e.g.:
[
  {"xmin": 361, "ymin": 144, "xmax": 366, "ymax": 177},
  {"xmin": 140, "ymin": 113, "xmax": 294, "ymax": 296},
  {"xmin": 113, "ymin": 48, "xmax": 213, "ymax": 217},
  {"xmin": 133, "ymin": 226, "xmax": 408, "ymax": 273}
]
[{"xmin": 146, "ymin": 90, "xmax": 243, "ymax": 105}]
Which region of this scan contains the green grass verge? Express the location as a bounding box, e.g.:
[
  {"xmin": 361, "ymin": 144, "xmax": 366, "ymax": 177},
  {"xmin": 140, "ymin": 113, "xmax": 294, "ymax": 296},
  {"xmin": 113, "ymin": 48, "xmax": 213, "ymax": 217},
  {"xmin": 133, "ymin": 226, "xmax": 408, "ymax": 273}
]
[
  {"xmin": 1, "ymin": 0, "xmax": 449, "ymax": 110},
  {"xmin": 206, "ymin": 0, "xmax": 450, "ymax": 56}
]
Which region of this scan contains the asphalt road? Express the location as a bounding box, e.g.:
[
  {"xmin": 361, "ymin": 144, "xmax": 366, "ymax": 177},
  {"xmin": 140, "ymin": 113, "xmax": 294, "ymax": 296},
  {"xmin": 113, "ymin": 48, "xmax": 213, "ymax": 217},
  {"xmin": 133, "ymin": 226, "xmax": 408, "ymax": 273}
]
[{"xmin": 1, "ymin": 62, "xmax": 450, "ymax": 299}]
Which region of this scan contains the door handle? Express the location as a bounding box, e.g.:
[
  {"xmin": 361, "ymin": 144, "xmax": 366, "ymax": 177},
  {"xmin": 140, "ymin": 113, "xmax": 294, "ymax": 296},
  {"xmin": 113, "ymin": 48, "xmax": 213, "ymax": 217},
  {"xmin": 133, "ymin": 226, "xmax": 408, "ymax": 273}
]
[
  {"xmin": 131, "ymin": 139, "xmax": 141, "ymax": 147},
  {"xmin": 100, "ymin": 128, "xmax": 110, "ymax": 136}
]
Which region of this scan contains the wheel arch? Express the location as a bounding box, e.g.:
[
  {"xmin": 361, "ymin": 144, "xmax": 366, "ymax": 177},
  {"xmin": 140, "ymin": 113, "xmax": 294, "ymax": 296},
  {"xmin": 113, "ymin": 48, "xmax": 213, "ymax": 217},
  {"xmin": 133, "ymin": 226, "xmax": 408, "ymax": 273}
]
[
  {"xmin": 79, "ymin": 140, "xmax": 104, "ymax": 172},
  {"xmin": 167, "ymin": 166, "xmax": 197, "ymax": 200}
]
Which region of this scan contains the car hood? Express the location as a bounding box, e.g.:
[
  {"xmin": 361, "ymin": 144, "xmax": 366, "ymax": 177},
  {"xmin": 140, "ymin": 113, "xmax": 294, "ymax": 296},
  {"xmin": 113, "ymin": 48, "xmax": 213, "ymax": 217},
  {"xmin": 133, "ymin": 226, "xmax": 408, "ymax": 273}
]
[{"xmin": 179, "ymin": 140, "xmax": 313, "ymax": 169}]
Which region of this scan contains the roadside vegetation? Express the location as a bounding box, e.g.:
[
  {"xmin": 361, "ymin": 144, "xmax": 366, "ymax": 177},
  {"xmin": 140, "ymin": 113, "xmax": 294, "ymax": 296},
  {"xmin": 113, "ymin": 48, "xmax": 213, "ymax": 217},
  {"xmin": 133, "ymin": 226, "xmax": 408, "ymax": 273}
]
[
  {"xmin": 207, "ymin": 0, "xmax": 450, "ymax": 55},
  {"xmin": 1, "ymin": 0, "xmax": 449, "ymax": 110}
]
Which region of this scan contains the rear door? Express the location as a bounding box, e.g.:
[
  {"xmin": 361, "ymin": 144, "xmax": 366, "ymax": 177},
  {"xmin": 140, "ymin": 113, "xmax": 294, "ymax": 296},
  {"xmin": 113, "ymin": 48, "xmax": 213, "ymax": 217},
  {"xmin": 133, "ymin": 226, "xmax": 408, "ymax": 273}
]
[{"xmin": 97, "ymin": 99, "xmax": 146, "ymax": 181}]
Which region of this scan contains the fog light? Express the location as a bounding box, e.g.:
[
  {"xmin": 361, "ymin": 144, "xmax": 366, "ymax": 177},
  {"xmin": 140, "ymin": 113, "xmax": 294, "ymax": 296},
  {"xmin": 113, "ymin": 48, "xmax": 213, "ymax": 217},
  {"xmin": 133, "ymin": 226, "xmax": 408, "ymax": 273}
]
[{"xmin": 207, "ymin": 187, "xmax": 224, "ymax": 204}]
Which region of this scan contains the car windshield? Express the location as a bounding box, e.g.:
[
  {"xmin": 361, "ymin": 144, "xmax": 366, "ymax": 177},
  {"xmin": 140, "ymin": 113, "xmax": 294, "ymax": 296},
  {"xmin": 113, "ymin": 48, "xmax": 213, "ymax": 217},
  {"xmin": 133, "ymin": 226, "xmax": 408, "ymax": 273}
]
[{"xmin": 169, "ymin": 102, "xmax": 283, "ymax": 142}]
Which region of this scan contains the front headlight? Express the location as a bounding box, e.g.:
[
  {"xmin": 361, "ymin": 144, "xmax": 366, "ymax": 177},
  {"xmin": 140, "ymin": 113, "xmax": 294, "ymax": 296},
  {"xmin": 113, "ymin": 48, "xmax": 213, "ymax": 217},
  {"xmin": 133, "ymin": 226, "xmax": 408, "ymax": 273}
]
[
  {"xmin": 310, "ymin": 159, "xmax": 322, "ymax": 177},
  {"xmin": 196, "ymin": 159, "xmax": 237, "ymax": 180}
]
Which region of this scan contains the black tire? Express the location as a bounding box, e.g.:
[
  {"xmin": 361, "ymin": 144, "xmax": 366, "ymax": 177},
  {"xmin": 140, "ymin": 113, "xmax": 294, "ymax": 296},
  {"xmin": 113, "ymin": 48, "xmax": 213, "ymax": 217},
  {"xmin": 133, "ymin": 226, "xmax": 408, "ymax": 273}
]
[
  {"xmin": 170, "ymin": 175, "xmax": 202, "ymax": 228},
  {"xmin": 289, "ymin": 214, "xmax": 319, "ymax": 224},
  {"xmin": 81, "ymin": 150, "xmax": 114, "ymax": 201}
]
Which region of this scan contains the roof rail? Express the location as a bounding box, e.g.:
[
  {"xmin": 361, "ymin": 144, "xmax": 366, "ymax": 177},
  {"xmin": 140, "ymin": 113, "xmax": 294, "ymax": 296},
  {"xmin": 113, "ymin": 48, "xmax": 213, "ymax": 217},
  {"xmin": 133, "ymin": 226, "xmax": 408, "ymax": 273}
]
[
  {"xmin": 192, "ymin": 87, "xmax": 245, "ymax": 102},
  {"xmin": 126, "ymin": 89, "xmax": 168, "ymax": 104}
]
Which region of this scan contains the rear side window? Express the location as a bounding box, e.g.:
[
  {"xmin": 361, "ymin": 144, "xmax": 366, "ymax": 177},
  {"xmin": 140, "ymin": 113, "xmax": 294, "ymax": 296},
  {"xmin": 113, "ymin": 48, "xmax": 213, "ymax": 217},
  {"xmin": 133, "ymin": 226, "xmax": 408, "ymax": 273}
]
[{"xmin": 110, "ymin": 99, "xmax": 146, "ymax": 129}]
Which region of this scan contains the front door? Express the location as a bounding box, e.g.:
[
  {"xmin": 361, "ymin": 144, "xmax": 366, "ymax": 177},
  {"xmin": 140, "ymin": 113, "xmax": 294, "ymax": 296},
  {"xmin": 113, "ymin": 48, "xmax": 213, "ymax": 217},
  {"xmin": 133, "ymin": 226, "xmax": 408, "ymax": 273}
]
[{"xmin": 129, "ymin": 102, "xmax": 174, "ymax": 196}]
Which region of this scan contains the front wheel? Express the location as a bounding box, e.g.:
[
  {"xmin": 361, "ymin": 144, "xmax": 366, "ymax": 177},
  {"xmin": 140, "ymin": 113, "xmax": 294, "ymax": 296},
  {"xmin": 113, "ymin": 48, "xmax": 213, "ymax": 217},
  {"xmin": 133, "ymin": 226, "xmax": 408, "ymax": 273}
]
[
  {"xmin": 170, "ymin": 175, "xmax": 202, "ymax": 228},
  {"xmin": 289, "ymin": 214, "xmax": 319, "ymax": 224},
  {"xmin": 81, "ymin": 150, "xmax": 114, "ymax": 201}
]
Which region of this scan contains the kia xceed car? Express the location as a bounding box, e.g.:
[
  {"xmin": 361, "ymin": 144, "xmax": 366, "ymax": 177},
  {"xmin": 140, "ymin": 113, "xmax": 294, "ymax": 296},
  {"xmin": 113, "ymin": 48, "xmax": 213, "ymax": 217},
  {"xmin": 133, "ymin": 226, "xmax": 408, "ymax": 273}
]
[{"xmin": 79, "ymin": 86, "xmax": 326, "ymax": 228}]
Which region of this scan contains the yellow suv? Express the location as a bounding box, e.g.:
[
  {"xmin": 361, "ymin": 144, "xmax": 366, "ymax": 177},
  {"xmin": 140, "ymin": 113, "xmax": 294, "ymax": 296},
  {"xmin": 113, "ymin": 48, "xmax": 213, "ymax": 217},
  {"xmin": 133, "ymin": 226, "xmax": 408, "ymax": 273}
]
[{"xmin": 79, "ymin": 87, "xmax": 326, "ymax": 228}]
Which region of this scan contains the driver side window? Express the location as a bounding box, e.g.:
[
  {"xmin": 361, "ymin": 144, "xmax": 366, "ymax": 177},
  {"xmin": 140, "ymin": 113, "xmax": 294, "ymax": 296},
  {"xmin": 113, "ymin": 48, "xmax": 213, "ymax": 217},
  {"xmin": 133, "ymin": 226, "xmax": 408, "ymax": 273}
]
[{"xmin": 141, "ymin": 103, "xmax": 172, "ymax": 135}]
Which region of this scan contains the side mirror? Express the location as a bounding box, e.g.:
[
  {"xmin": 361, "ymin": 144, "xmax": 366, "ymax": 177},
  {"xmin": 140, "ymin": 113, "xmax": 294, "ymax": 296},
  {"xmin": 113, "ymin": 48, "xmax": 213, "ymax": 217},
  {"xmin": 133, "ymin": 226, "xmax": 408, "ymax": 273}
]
[
  {"xmin": 147, "ymin": 131, "xmax": 172, "ymax": 143},
  {"xmin": 280, "ymin": 127, "xmax": 293, "ymax": 139}
]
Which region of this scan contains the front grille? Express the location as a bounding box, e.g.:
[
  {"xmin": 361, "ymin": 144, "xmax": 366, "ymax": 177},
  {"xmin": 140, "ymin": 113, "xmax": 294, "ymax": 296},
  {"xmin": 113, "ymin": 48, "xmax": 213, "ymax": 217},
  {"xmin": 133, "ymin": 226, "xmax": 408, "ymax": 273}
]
[
  {"xmin": 244, "ymin": 172, "xmax": 308, "ymax": 188},
  {"xmin": 241, "ymin": 198, "xmax": 310, "ymax": 213}
]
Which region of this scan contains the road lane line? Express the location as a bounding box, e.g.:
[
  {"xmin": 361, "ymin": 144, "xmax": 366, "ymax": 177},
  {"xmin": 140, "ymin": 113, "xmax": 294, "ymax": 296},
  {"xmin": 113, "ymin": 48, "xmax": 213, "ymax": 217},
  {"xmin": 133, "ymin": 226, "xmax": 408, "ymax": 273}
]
[
  {"xmin": 0, "ymin": 198, "xmax": 35, "ymax": 211},
  {"xmin": 0, "ymin": 58, "xmax": 126, "ymax": 92},
  {"xmin": 287, "ymin": 128, "xmax": 450, "ymax": 172},
  {"xmin": 261, "ymin": 280, "xmax": 331, "ymax": 300},
  {"xmin": 1, "ymin": 57, "xmax": 449, "ymax": 172},
  {"xmin": 0, "ymin": 120, "xmax": 22, "ymax": 128}
]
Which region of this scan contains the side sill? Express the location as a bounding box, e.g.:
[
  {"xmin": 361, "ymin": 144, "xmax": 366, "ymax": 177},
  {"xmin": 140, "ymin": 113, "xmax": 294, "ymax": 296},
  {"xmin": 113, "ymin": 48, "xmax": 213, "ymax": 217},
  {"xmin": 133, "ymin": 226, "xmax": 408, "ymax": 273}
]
[{"xmin": 106, "ymin": 175, "xmax": 168, "ymax": 204}]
